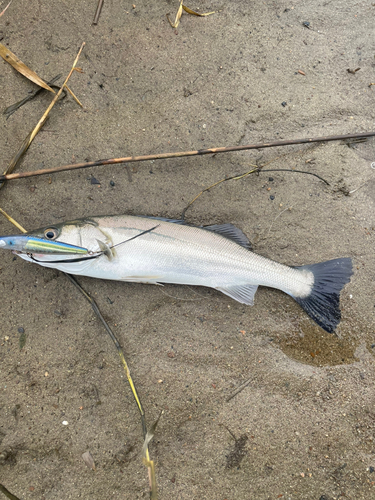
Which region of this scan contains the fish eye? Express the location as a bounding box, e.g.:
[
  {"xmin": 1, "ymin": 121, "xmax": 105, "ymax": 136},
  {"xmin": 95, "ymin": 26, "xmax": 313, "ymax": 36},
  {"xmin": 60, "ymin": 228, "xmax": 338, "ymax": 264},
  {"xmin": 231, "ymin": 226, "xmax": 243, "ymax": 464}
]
[{"xmin": 44, "ymin": 228, "xmax": 59, "ymax": 240}]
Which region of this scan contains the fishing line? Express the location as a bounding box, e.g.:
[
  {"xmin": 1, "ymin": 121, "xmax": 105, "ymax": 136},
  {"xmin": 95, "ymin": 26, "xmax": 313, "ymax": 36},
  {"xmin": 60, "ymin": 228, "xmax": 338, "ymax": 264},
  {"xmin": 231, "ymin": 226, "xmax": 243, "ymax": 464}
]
[
  {"xmin": 109, "ymin": 224, "xmax": 160, "ymax": 250},
  {"xmin": 30, "ymin": 253, "xmax": 99, "ymax": 264}
]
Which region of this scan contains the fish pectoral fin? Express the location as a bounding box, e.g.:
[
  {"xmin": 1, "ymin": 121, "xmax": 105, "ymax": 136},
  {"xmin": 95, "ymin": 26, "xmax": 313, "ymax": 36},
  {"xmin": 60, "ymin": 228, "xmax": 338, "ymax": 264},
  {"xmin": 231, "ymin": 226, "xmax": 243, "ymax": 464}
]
[
  {"xmin": 216, "ymin": 284, "xmax": 258, "ymax": 305},
  {"xmin": 96, "ymin": 239, "xmax": 113, "ymax": 261},
  {"xmin": 203, "ymin": 224, "xmax": 252, "ymax": 250}
]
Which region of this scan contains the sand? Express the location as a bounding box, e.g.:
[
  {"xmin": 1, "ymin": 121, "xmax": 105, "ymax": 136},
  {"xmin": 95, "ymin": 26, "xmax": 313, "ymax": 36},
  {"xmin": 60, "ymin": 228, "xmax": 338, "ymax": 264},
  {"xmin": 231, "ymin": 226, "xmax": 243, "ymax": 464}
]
[{"xmin": 0, "ymin": 1, "xmax": 375, "ymax": 499}]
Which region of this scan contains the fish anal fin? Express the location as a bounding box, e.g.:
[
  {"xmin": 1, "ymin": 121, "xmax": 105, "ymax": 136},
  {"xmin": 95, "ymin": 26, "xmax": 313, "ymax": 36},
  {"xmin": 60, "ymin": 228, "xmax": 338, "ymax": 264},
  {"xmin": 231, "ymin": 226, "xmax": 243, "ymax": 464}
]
[
  {"xmin": 216, "ymin": 284, "xmax": 258, "ymax": 305},
  {"xmin": 203, "ymin": 224, "xmax": 252, "ymax": 250}
]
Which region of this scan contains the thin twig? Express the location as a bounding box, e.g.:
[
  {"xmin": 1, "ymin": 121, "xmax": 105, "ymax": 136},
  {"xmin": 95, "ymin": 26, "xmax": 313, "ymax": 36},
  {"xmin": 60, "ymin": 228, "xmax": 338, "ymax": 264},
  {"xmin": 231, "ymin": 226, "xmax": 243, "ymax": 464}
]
[
  {"xmin": 0, "ymin": 131, "xmax": 374, "ymax": 182},
  {"xmin": 0, "ymin": 208, "xmax": 27, "ymax": 232},
  {"xmin": 266, "ymin": 206, "xmax": 294, "ymax": 236},
  {"xmin": 181, "ymin": 166, "xmax": 258, "ymax": 219},
  {"xmin": 92, "ymin": 0, "xmax": 104, "ymax": 25},
  {"xmin": 22, "ymin": 44, "xmax": 85, "ymax": 150},
  {"xmin": 261, "ymin": 168, "xmax": 329, "ymax": 184},
  {"xmin": 226, "ymin": 377, "xmax": 254, "ymax": 402},
  {"xmin": 142, "ymin": 412, "xmax": 163, "ymax": 499},
  {"xmin": 181, "ymin": 166, "xmax": 329, "ymax": 218},
  {"xmin": 64, "ymin": 84, "xmax": 83, "ymax": 107},
  {"xmin": 348, "ymin": 182, "xmax": 368, "ymax": 194},
  {"xmin": 0, "ymin": 1, "xmax": 12, "ymax": 18}
]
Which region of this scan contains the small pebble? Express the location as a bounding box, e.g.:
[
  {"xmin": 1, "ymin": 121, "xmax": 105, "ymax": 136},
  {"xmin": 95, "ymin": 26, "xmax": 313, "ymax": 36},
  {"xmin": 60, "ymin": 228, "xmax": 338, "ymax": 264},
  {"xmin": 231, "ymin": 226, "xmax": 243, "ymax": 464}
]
[
  {"xmin": 44, "ymin": 371, "xmax": 49, "ymax": 377},
  {"xmin": 62, "ymin": 420, "xmax": 68, "ymax": 426},
  {"xmin": 281, "ymin": 101, "xmax": 287, "ymax": 107},
  {"xmin": 269, "ymin": 177, "xmax": 273, "ymax": 182},
  {"xmin": 110, "ymin": 180, "xmax": 115, "ymax": 187},
  {"xmin": 270, "ymin": 195, "xmax": 275, "ymax": 200},
  {"xmin": 54, "ymin": 310, "xmax": 62, "ymax": 316},
  {"xmin": 4, "ymin": 336, "xmax": 9, "ymax": 341},
  {"xmin": 18, "ymin": 327, "xmax": 25, "ymax": 334},
  {"xmin": 370, "ymin": 466, "xmax": 375, "ymax": 473}
]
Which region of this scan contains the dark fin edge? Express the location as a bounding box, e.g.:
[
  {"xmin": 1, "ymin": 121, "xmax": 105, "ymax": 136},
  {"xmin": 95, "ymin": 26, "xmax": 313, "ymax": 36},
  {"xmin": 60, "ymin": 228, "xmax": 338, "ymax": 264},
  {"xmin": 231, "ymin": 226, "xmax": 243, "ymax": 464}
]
[{"xmin": 293, "ymin": 258, "xmax": 353, "ymax": 333}]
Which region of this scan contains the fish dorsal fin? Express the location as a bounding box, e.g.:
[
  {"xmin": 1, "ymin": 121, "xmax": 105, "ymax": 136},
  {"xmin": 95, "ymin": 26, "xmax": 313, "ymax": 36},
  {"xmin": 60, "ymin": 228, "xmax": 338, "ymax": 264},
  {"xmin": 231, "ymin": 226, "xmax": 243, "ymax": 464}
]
[
  {"xmin": 216, "ymin": 284, "xmax": 258, "ymax": 305},
  {"xmin": 203, "ymin": 224, "xmax": 252, "ymax": 250}
]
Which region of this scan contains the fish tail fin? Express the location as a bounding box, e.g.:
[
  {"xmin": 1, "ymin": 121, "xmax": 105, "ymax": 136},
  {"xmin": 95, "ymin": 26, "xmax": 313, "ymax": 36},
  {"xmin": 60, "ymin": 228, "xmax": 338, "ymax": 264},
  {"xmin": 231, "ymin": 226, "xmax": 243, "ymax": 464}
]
[{"xmin": 292, "ymin": 258, "xmax": 353, "ymax": 333}]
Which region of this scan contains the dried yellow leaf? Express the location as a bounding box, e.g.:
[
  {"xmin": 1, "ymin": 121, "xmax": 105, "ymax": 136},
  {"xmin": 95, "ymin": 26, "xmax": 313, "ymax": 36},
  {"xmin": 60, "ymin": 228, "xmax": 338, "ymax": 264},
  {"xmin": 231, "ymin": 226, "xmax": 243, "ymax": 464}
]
[
  {"xmin": 167, "ymin": 1, "xmax": 216, "ymax": 28},
  {"xmin": 0, "ymin": 43, "xmax": 55, "ymax": 93},
  {"xmin": 167, "ymin": 0, "xmax": 183, "ymax": 28},
  {"xmin": 182, "ymin": 4, "xmax": 215, "ymax": 17}
]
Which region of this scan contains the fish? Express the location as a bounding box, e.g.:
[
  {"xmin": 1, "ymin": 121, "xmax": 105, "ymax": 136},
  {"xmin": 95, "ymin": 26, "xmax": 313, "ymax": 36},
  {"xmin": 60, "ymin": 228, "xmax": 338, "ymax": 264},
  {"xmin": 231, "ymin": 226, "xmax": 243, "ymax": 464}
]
[{"xmin": 3, "ymin": 214, "xmax": 353, "ymax": 333}]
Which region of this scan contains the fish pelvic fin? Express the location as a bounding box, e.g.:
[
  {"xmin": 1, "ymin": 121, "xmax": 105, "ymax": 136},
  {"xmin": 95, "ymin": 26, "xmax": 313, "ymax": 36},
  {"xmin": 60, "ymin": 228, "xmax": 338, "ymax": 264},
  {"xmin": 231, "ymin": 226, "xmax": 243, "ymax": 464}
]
[
  {"xmin": 216, "ymin": 284, "xmax": 258, "ymax": 305},
  {"xmin": 292, "ymin": 258, "xmax": 353, "ymax": 333}
]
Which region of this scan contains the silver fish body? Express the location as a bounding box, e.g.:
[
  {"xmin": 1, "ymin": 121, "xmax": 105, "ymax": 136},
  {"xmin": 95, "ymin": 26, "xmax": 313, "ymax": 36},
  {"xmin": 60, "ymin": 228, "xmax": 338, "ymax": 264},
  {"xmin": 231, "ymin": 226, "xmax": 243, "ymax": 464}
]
[{"xmin": 15, "ymin": 215, "xmax": 353, "ymax": 333}]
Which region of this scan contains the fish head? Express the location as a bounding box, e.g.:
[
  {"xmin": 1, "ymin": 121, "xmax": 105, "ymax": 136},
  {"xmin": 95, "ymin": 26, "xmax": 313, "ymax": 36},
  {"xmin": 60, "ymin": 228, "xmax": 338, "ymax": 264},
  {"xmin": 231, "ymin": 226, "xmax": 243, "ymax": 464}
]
[{"xmin": 13, "ymin": 218, "xmax": 110, "ymax": 264}]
